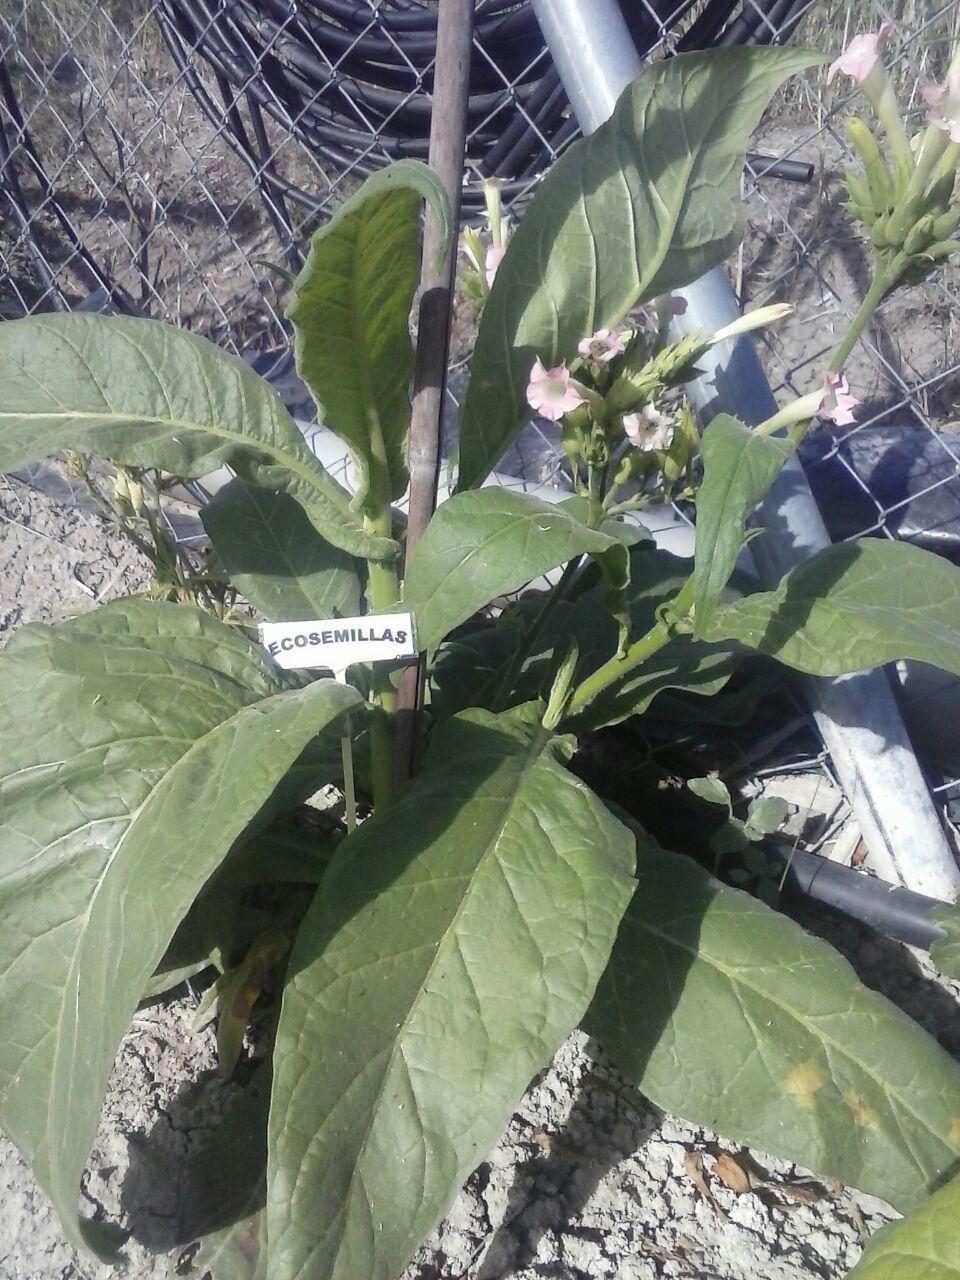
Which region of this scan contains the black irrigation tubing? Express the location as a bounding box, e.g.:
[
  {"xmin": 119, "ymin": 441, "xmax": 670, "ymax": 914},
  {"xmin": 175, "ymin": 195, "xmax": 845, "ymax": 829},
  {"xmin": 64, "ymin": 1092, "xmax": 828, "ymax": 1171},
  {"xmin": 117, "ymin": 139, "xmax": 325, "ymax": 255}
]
[
  {"xmin": 155, "ymin": 0, "xmax": 814, "ymax": 217},
  {"xmin": 766, "ymin": 839, "xmax": 950, "ymax": 952},
  {"xmin": 0, "ymin": 0, "xmax": 813, "ymax": 314}
]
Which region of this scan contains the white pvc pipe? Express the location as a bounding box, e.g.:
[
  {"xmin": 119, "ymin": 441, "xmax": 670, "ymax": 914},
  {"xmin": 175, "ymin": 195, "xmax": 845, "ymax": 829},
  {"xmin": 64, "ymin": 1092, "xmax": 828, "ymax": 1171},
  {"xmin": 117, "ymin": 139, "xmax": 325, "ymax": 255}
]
[{"xmin": 532, "ymin": 0, "xmax": 960, "ymax": 899}]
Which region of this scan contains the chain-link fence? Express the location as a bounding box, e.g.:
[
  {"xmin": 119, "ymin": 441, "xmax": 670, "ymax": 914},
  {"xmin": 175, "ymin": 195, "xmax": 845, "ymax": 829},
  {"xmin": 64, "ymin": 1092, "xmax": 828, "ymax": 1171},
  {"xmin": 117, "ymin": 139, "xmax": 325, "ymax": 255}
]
[{"xmin": 2, "ymin": 0, "xmax": 960, "ymax": 868}]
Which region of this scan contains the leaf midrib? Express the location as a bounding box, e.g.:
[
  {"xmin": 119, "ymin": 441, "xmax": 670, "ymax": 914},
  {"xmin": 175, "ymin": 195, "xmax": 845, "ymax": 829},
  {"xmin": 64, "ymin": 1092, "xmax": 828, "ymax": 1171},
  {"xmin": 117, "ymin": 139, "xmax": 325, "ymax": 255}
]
[{"xmin": 303, "ymin": 732, "xmax": 549, "ymax": 1272}]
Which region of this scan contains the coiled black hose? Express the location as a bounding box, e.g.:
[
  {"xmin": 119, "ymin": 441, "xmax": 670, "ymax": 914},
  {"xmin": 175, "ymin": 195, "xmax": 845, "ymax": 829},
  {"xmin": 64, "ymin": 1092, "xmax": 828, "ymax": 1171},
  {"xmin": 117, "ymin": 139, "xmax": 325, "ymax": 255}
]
[
  {"xmin": 154, "ymin": 0, "xmax": 812, "ymax": 241},
  {"xmin": 0, "ymin": 0, "xmax": 812, "ymax": 309}
]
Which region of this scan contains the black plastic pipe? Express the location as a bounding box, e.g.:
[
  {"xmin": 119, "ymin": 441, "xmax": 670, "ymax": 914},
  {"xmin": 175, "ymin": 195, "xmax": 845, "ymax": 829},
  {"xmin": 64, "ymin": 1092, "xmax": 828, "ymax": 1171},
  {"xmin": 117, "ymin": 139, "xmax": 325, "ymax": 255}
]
[{"xmin": 766, "ymin": 839, "xmax": 950, "ymax": 951}]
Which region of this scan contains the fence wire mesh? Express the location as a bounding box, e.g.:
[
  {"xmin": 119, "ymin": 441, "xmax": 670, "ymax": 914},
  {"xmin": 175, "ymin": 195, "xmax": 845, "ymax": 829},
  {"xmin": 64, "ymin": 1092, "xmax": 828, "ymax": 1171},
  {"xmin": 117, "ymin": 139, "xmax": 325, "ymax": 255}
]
[{"xmin": 2, "ymin": 0, "xmax": 960, "ymax": 866}]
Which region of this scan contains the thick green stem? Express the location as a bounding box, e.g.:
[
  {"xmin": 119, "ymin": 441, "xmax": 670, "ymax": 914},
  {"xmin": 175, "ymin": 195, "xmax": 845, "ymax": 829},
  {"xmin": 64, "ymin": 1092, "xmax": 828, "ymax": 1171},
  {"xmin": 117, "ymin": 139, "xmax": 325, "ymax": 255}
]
[
  {"xmin": 828, "ymin": 265, "xmax": 897, "ymax": 373},
  {"xmin": 363, "ymin": 404, "xmax": 402, "ymax": 809},
  {"xmin": 364, "ymin": 506, "xmax": 400, "ymax": 810},
  {"xmin": 565, "ymin": 577, "xmax": 695, "ymax": 721},
  {"xmin": 587, "ymin": 463, "xmax": 605, "ymax": 529}
]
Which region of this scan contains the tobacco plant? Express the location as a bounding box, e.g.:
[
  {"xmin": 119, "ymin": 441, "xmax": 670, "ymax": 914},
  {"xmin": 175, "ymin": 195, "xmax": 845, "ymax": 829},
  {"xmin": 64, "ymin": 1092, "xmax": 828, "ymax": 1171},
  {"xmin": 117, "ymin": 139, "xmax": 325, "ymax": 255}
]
[{"xmin": 2, "ymin": 40, "xmax": 960, "ymax": 1280}]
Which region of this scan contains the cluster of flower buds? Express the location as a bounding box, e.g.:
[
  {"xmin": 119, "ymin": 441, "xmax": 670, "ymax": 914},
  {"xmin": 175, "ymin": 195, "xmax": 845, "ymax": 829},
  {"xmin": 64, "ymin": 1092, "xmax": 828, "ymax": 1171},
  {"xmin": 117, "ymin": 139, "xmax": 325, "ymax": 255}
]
[
  {"xmin": 523, "ymin": 303, "xmax": 796, "ymax": 500},
  {"xmin": 831, "ymin": 23, "xmax": 960, "ymax": 287},
  {"xmin": 460, "ymin": 179, "xmax": 511, "ymax": 304}
]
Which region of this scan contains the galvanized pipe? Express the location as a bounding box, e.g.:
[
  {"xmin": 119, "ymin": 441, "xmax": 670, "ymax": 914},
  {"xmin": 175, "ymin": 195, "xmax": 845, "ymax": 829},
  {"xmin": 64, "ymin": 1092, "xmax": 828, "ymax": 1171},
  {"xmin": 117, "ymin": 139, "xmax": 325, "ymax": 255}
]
[{"xmin": 532, "ymin": 0, "xmax": 960, "ymax": 899}]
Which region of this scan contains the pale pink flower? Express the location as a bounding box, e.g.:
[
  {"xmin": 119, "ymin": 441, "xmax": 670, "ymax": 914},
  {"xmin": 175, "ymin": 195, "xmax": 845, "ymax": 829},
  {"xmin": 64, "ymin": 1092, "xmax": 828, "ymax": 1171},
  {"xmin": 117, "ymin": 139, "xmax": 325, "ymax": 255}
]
[
  {"xmin": 623, "ymin": 404, "xmax": 675, "ymax": 452},
  {"xmin": 921, "ymin": 68, "xmax": 960, "ymax": 143},
  {"xmin": 577, "ymin": 327, "xmax": 626, "ymax": 364},
  {"xmin": 827, "ymin": 22, "xmax": 894, "ymax": 87},
  {"xmin": 485, "ymin": 245, "xmax": 506, "ymax": 289},
  {"xmin": 526, "ymin": 357, "xmax": 586, "ymax": 422},
  {"xmin": 819, "ymin": 371, "xmax": 860, "ymax": 427}
]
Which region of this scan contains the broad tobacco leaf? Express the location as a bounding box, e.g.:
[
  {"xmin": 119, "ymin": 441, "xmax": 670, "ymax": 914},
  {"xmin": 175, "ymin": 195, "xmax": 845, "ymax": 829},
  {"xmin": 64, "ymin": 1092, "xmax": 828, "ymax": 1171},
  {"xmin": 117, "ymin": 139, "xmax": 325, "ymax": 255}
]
[
  {"xmin": 402, "ymin": 488, "xmax": 630, "ymax": 655},
  {"xmin": 0, "ymin": 313, "xmax": 395, "ymax": 561},
  {"xmin": 456, "ymin": 46, "xmax": 824, "ymax": 491},
  {"xmin": 704, "ymin": 539, "xmax": 960, "ymax": 678},
  {"xmin": 692, "ymin": 414, "xmax": 794, "ymax": 634},
  {"xmin": 0, "ymin": 600, "xmax": 362, "ymax": 1255},
  {"xmin": 266, "ymin": 706, "xmax": 636, "ymax": 1280},
  {"xmin": 202, "ymin": 478, "xmax": 361, "ymax": 621},
  {"xmin": 845, "ymin": 1169, "xmax": 960, "ymax": 1278},
  {"xmin": 286, "ymin": 160, "xmax": 451, "ymax": 508},
  {"xmin": 585, "ymin": 846, "xmax": 960, "ymax": 1211}
]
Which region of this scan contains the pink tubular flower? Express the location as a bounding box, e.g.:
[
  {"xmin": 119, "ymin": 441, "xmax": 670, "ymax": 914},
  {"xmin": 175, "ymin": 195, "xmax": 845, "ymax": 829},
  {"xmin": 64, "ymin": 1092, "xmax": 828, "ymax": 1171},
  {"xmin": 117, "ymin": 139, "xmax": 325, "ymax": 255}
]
[
  {"xmin": 819, "ymin": 371, "xmax": 860, "ymax": 427},
  {"xmin": 922, "ymin": 68, "xmax": 960, "ymax": 143},
  {"xmin": 526, "ymin": 357, "xmax": 587, "ymax": 422},
  {"xmin": 577, "ymin": 328, "xmax": 626, "ymax": 364},
  {"xmin": 623, "ymin": 404, "xmax": 675, "ymax": 452},
  {"xmin": 485, "ymin": 245, "xmax": 506, "ymax": 289},
  {"xmin": 827, "ymin": 22, "xmax": 893, "ymax": 87}
]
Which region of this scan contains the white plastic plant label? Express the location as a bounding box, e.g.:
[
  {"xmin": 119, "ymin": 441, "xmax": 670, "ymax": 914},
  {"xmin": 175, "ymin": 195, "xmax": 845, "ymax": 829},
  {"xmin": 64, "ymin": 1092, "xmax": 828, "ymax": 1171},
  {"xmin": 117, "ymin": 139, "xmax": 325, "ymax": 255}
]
[{"xmin": 260, "ymin": 612, "xmax": 417, "ymax": 672}]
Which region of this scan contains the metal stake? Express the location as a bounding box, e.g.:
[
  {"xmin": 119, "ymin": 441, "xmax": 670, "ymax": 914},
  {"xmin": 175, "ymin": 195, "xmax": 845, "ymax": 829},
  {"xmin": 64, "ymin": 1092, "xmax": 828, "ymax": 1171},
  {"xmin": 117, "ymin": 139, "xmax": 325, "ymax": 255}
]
[{"xmin": 394, "ymin": 0, "xmax": 475, "ymax": 788}]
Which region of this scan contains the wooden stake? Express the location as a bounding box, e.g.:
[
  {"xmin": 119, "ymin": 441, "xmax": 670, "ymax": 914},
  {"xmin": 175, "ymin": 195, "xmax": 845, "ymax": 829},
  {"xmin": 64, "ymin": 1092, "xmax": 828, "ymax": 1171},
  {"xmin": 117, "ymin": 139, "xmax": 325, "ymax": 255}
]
[{"xmin": 394, "ymin": 0, "xmax": 475, "ymax": 788}]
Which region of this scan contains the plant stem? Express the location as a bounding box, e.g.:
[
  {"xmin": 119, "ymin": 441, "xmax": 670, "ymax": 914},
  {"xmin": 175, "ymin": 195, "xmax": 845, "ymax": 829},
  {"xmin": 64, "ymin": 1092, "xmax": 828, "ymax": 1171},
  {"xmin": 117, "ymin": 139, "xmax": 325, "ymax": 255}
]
[
  {"xmin": 364, "ymin": 502, "xmax": 400, "ymax": 809},
  {"xmin": 587, "ymin": 463, "xmax": 604, "ymax": 529},
  {"xmin": 490, "ymin": 558, "xmax": 580, "ymax": 712},
  {"xmin": 341, "ymin": 730, "xmax": 357, "ymax": 835},
  {"xmin": 827, "ymin": 264, "xmax": 897, "ymax": 373},
  {"xmin": 565, "ymin": 576, "xmax": 695, "ymax": 721}
]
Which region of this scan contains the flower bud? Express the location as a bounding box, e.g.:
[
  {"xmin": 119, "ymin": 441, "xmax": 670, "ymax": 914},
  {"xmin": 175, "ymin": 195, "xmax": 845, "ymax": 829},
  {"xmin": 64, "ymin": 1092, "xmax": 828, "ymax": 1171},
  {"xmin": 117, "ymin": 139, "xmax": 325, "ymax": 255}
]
[
  {"xmin": 843, "ymin": 169, "xmax": 875, "ymax": 223},
  {"xmin": 921, "ymin": 238, "xmax": 960, "ymax": 262},
  {"xmin": 904, "ymin": 213, "xmax": 936, "ymax": 255},
  {"xmin": 846, "ymin": 117, "xmax": 895, "ymax": 209},
  {"xmin": 931, "ymin": 207, "xmax": 960, "ymax": 241},
  {"xmin": 870, "ymin": 212, "xmax": 892, "ymax": 249},
  {"xmin": 921, "ymin": 169, "xmax": 957, "ymax": 216}
]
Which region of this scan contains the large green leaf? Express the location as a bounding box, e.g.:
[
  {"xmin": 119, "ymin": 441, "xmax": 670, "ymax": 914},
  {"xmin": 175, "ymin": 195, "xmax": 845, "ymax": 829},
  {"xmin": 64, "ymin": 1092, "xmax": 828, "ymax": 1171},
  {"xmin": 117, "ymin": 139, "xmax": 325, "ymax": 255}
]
[
  {"xmin": 266, "ymin": 707, "xmax": 636, "ymax": 1280},
  {"xmin": 585, "ymin": 846, "xmax": 960, "ymax": 1211},
  {"xmin": 202, "ymin": 478, "xmax": 361, "ymax": 621},
  {"xmin": 692, "ymin": 414, "xmax": 794, "ymax": 634},
  {"xmin": 0, "ymin": 313, "xmax": 395, "ymax": 561},
  {"xmin": 286, "ymin": 160, "xmax": 450, "ymax": 508},
  {"xmin": 403, "ymin": 488, "xmax": 629, "ymax": 655},
  {"xmin": 455, "ymin": 47, "xmax": 823, "ymax": 491},
  {"xmin": 704, "ymin": 539, "xmax": 960, "ymax": 678},
  {"xmin": 0, "ymin": 600, "xmax": 362, "ymax": 1255},
  {"xmin": 845, "ymin": 1171, "xmax": 960, "ymax": 1278},
  {"xmin": 572, "ymin": 639, "xmax": 742, "ymax": 731}
]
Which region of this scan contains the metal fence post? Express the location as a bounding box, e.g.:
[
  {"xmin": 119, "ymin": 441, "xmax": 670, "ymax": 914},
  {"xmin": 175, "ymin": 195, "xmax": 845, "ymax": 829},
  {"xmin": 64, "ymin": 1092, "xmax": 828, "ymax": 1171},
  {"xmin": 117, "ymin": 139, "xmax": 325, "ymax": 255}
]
[{"xmin": 532, "ymin": 0, "xmax": 960, "ymax": 899}]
